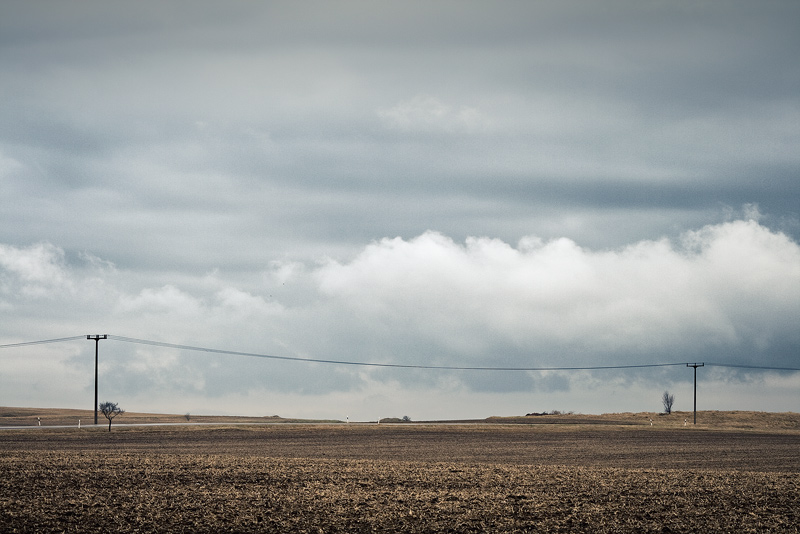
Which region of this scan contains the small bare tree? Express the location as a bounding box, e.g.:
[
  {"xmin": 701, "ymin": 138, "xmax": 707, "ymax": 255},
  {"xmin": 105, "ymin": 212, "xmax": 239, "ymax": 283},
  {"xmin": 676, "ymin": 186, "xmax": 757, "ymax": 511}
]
[
  {"xmin": 662, "ymin": 391, "xmax": 675, "ymax": 414},
  {"xmin": 99, "ymin": 401, "xmax": 124, "ymax": 431}
]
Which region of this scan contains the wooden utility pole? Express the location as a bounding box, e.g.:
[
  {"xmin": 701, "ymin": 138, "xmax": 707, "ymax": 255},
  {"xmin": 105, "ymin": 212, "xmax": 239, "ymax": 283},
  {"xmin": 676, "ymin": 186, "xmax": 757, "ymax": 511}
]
[
  {"xmin": 686, "ymin": 363, "xmax": 704, "ymax": 424},
  {"xmin": 87, "ymin": 335, "xmax": 107, "ymax": 424}
]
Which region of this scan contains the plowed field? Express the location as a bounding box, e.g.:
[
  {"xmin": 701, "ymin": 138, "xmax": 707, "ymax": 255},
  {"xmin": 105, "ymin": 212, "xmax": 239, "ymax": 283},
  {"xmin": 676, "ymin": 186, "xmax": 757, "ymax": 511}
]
[{"xmin": 2, "ymin": 422, "xmax": 799, "ymax": 532}]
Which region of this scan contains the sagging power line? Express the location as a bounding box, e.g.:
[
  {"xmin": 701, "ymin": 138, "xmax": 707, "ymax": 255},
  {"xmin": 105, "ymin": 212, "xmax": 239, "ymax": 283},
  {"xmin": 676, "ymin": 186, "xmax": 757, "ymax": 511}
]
[
  {"xmin": 105, "ymin": 335, "xmax": 691, "ymax": 371},
  {"xmin": 1, "ymin": 334, "xmax": 799, "ymax": 372}
]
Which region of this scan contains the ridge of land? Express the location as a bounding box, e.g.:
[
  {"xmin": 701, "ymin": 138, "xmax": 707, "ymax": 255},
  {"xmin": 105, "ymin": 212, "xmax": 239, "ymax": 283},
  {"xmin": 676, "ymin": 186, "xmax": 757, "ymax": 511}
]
[{"xmin": 1, "ymin": 406, "xmax": 798, "ymax": 431}]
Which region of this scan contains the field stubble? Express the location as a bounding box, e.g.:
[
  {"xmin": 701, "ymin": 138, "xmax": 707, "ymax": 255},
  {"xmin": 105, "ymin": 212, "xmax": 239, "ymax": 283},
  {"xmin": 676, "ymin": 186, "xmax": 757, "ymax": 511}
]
[{"xmin": 1, "ymin": 415, "xmax": 799, "ymax": 533}]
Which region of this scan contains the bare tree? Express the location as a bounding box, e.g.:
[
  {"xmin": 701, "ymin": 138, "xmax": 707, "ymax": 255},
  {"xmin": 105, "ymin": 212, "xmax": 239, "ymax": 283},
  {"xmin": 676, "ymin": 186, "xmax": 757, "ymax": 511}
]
[
  {"xmin": 662, "ymin": 391, "xmax": 675, "ymax": 414},
  {"xmin": 99, "ymin": 401, "xmax": 124, "ymax": 431}
]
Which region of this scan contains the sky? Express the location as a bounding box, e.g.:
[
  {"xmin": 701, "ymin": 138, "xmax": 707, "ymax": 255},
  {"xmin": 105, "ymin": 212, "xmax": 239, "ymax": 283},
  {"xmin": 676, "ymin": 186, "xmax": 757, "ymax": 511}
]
[{"xmin": 1, "ymin": 1, "xmax": 798, "ymax": 421}]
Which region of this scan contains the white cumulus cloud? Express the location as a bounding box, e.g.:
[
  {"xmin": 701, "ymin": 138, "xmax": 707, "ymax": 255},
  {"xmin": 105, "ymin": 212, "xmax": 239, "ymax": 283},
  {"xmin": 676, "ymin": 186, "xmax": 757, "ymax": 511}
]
[
  {"xmin": 315, "ymin": 219, "xmax": 800, "ymax": 366},
  {"xmin": 0, "ymin": 242, "xmax": 75, "ymax": 298},
  {"xmin": 1, "ymin": 215, "xmax": 798, "ymax": 418}
]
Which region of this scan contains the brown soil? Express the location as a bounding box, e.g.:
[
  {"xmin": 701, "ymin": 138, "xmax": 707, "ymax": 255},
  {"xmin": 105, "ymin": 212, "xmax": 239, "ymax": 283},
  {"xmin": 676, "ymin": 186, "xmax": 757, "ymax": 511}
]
[{"xmin": 2, "ymin": 413, "xmax": 799, "ymax": 533}]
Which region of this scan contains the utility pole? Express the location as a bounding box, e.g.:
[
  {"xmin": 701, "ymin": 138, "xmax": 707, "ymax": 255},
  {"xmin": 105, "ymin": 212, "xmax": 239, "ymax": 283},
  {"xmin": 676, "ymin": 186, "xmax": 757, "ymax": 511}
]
[
  {"xmin": 686, "ymin": 363, "xmax": 704, "ymax": 425},
  {"xmin": 87, "ymin": 335, "xmax": 107, "ymax": 424}
]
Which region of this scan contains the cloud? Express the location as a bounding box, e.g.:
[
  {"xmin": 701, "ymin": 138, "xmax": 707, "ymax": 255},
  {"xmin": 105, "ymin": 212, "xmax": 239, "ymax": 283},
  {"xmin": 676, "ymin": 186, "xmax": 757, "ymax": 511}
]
[
  {"xmin": 378, "ymin": 95, "xmax": 487, "ymax": 133},
  {"xmin": 1, "ymin": 216, "xmax": 798, "ymax": 418},
  {"xmin": 0, "ymin": 242, "xmax": 74, "ymax": 298},
  {"xmin": 117, "ymin": 285, "xmax": 202, "ymax": 316},
  {"xmin": 315, "ymin": 218, "xmax": 800, "ymax": 367},
  {"xmin": 2, "ymin": 215, "xmax": 797, "ymax": 373}
]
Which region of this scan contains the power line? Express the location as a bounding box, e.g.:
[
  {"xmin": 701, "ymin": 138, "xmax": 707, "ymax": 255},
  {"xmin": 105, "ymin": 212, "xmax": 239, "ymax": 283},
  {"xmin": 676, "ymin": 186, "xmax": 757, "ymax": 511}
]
[
  {"xmin": 704, "ymin": 362, "xmax": 800, "ymax": 371},
  {"xmin": 2, "ymin": 334, "xmax": 798, "ymax": 372},
  {"xmin": 106, "ymin": 335, "xmax": 690, "ymax": 371},
  {"xmin": 0, "ymin": 336, "xmax": 86, "ymax": 348}
]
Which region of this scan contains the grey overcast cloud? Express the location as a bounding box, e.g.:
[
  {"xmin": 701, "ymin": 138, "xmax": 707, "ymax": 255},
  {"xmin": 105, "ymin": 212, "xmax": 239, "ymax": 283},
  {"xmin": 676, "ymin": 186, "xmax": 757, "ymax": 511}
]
[{"xmin": 1, "ymin": 1, "xmax": 798, "ymax": 420}]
